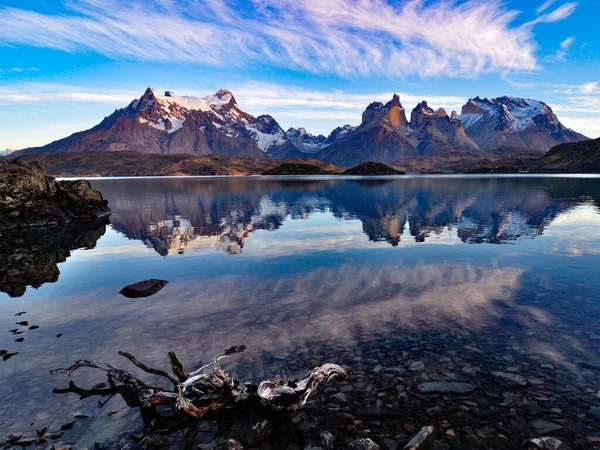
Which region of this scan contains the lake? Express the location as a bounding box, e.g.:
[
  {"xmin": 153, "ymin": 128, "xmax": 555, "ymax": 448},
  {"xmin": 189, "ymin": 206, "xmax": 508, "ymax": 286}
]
[{"xmin": 1, "ymin": 175, "xmax": 600, "ymax": 448}]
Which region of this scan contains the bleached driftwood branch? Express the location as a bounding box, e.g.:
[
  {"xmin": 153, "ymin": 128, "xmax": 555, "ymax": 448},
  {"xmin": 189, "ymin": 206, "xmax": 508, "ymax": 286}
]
[{"xmin": 51, "ymin": 346, "xmax": 351, "ymax": 426}]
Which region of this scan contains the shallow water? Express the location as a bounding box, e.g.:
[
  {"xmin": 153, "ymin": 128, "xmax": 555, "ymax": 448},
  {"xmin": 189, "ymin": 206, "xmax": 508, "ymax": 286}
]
[{"xmin": 1, "ymin": 175, "xmax": 600, "ymax": 446}]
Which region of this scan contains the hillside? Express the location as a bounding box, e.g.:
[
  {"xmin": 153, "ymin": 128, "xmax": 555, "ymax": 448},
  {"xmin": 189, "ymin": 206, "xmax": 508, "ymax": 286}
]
[
  {"xmin": 14, "ymin": 152, "xmax": 340, "ymax": 177},
  {"xmin": 531, "ymin": 137, "xmax": 600, "ymax": 173}
]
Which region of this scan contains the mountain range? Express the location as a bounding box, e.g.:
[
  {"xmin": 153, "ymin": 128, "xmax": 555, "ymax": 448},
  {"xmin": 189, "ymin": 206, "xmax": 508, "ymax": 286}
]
[{"xmin": 11, "ymin": 87, "xmax": 588, "ymax": 167}]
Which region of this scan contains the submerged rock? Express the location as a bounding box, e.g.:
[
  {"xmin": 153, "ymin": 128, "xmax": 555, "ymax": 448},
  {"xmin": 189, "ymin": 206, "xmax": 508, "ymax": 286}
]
[
  {"xmin": 522, "ymin": 437, "xmax": 572, "ymax": 449},
  {"xmin": 491, "ymin": 371, "xmax": 528, "ymax": 386},
  {"xmin": 530, "ymin": 419, "xmax": 563, "ymax": 435},
  {"xmin": 417, "ymin": 381, "xmax": 476, "ymax": 394},
  {"xmin": 119, "ymin": 279, "xmax": 169, "ymax": 298},
  {"xmin": 348, "ymin": 438, "xmax": 380, "ymax": 450},
  {"xmin": 403, "ymin": 426, "xmax": 436, "ymax": 450}
]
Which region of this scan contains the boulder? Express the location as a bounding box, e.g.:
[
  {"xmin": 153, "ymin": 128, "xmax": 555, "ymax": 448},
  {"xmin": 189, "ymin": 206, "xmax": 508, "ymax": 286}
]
[
  {"xmin": 119, "ymin": 279, "xmax": 169, "ymax": 298},
  {"xmin": 0, "ymin": 157, "xmax": 111, "ymax": 230}
]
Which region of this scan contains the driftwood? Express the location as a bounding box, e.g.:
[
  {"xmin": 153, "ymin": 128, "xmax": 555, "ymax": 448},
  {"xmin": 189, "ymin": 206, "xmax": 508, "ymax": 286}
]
[{"xmin": 51, "ymin": 346, "xmax": 351, "ymax": 427}]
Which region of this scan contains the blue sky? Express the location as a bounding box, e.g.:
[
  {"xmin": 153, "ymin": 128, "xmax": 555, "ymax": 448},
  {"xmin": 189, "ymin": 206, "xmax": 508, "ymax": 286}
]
[{"xmin": 0, "ymin": 0, "xmax": 599, "ymax": 150}]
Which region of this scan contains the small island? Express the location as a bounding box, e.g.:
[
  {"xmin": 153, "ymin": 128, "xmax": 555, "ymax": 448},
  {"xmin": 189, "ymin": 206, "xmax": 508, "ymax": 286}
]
[{"xmin": 342, "ymin": 161, "xmax": 405, "ymax": 175}]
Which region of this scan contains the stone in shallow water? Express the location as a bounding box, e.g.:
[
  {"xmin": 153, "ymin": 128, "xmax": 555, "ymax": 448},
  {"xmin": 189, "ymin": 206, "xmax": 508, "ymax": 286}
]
[
  {"xmin": 588, "ymin": 407, "xmax": 600, "ymax": 421},
  {"xmin": 349, "ymin": 438, "xmax": 379, "ymax": 450},
  {"xmin": 491, "ymin": 371, "xmax": 528, "ymax": 386},
  {"xmin": 119, "ymin": 279, "xmax": 169, "ymax": 298},
  {"xmin": 530, "ymin": 419, "xmax": 563, "ymax": 435},
  {"xmin": 408, "ymin": 361, "xmax": 425, "ymax": 372},
  {"xmin": 522, "ymin": 437, "xmax": 572, "ymax": 449},
  {"xmin": 417, "ymin": 381, "xmax": 476, "ymax": 394},
  {"xmin": 403, "ymin": 426, "xmax": 436, "ymax": 450}
]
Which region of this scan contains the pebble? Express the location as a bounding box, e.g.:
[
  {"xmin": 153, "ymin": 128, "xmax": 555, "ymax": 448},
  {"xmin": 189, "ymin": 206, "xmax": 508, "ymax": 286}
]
[
  {"xmin": 348, "ymin": 438, "xmax": 379, "ymax": 450},
  {"xmin": 408, "ymin": 361, "xmax": 425, "ymax": 372}
]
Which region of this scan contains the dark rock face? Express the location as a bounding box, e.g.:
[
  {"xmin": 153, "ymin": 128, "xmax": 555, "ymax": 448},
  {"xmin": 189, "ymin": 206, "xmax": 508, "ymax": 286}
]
[
  {"xmin": 0, "ymin": 220, "xmax": 108, "ymax": 297},
  {"xmin": 0, "ymin": 157, "xmax": 111, "ymax": 230},
  {"xmin": 119, "ymin": 279, "xmax": 169, "ymax": 298}
]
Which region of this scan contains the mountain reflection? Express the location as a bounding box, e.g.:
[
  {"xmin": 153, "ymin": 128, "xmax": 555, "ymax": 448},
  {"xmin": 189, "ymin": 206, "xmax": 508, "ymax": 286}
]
[
  {"xmin": 96, "ymin": 177, "xmax": 600, "ymax": 255},
  {"xmin": 0, "ymin": 220, "xmax": 108, "ymax": 297}
]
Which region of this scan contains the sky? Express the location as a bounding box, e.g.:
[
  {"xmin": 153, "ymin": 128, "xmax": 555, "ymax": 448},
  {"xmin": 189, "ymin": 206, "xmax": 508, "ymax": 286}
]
[{"xmin": 0, "ymin": 0, "xmax": 599, "ymax": 150}]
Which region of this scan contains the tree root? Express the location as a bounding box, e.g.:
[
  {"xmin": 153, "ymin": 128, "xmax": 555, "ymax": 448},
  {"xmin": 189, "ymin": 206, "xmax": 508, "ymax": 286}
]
[{"xmin": 51, "ymin": 346, "xmax": 351, "ymax": 427}]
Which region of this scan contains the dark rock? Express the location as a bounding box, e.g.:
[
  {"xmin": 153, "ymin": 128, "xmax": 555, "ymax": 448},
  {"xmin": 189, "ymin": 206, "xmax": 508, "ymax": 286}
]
[
  {"xmin": 139, "ymin": 434, "xmax": 169, "ymax": 449},
  {"xmin": 348, "ymin": 438, "xmax": 379, "ymax": 450},
  {"xmin": 320, "ymin": 431, "xmax": 335, "ymax": 449},
  {"xmin": 194, "ymin": 438, "xmax": 244, "ymax": 450},
  {"xmin": 227, "ymin": 419, "xmax": 272, "ymax": 447},
  {"xmin": 194, "ymin": 420, "xmax": 219, "ymax": 445},
  {"xmin": 403, "ymin": 426, "xmax": 436, "ymax": 450},
  {"xmin": 588, "ymin": 407, "xmax": 600, "ymax": 420},
  {"xmin": 522, "ymin": 437, "xmax": 572, "ymax": 449},
  {"xmin": 119, "ymin": 279, "xmax": 169, "ymax": 298},
  {"xmin": 60, "ymin": 420, "xmax": 76, "ymax": 431},
  {"xmin": 2, "ymin": 351, "xmax": 19, "ymax": 361},
  {"xmin": 530, "ymin": 419, "xmax": 563, "ymax": 435},
  {"xmin": 417, "ymin": 381, "xmax": 476, "ymax": 394},
  {"xmin": 5, "ymin": 434, "xmax": 23, "ymax": 443},
  {"xmin": 491, "ymin": 371, "xmax": 528, "ymax": 386},
  {"xmin": 0, "ymin": 157, "xmax": 111, "ymax": 231}
]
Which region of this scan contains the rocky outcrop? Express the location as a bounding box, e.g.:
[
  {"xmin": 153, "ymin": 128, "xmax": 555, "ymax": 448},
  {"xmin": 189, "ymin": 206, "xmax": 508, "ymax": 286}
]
[{"xmin": 0, "ymin": 157, "xmax": 111, "ymax": 230}]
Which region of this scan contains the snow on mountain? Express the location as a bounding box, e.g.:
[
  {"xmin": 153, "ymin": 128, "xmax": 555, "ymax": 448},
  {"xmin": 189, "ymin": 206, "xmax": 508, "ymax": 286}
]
[
  {"xmin": 286, "ymin": 125, "xmax": 357, "ymax": 153},
  {"xmin": 10, "ymin": 88, "xmax": 587, "ymax": 163},
  {"xmin": 457, "ymin": 96, "xmax": 587, "ymax": 151}
]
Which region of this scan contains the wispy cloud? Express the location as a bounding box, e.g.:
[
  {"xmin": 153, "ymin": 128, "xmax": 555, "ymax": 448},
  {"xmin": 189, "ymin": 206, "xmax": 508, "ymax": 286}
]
[
  {"xmin": 0, "ymin": 82, "xmax": 138, "ymax": 105},
  {"xmin": 524, "ymin": 1, "xmax": 577, "ymax": 26},
  {"xmin": 536, "ymin": 0, "xmax": 556, "ymax": 15},
  {"xmin": 546, "ymin": 36, "xmax": 576, "ymax": 62},
  {"xmin": 0, "ymin": 80, "xmax": 468, "ymax": 126},
  {"xmin": 0, "ymin": 0, "xmax": 574, "ymax": 78}
]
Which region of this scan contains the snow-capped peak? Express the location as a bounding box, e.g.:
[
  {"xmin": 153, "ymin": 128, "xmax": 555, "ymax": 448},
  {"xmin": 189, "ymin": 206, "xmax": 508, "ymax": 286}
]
[
  {"xmin": 153, "ymin": 89, "xmax": 236, "ymax": 112},
  {"xmin": 458, "ymin": 96, "xmax": 554, "ymax": 132}
]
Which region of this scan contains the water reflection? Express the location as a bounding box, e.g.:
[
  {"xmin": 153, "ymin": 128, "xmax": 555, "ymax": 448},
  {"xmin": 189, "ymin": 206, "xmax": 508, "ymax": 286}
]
[
  {"xmin": 0, "ymin": 220, "xmax": 107, "ymax": 297},
  {"xmin": 1, "ymin": 176, "xmax": 600, "ymax": 444},
  {"xmin": 98, "ymin": 177, "xmax": 600, "ymax": 254}
]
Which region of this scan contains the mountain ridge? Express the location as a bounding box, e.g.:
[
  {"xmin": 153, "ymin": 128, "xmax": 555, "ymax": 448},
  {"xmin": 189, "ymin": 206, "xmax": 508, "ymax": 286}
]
[{"xmin": 10, "ymin": 88, "xmax": 588, "ymax": 167}]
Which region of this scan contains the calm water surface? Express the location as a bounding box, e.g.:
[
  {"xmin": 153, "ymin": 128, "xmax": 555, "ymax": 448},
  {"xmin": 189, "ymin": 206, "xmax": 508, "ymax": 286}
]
[{"xmin": 1, "ymin": 175, "xmax": 600, "ymax": 444}]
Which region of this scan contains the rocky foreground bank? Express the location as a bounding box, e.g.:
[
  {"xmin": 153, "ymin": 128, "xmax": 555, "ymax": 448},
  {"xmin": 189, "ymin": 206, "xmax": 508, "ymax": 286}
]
[{"xmin": 0, "ymin": 157, "xmax": 111, "ymax": 230}]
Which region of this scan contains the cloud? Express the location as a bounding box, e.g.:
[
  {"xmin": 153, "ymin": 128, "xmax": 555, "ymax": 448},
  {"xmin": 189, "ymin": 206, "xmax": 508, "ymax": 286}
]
[
  {"xmin": 536, "ymin": 0, "xmax": 556, "ymax": 15},
  {"xmin": 559, "ymin": 117, "xmax": 600, "ymax": 138},
  {"xmin": 524, "ymin": 1, "xmax": 577, "ymax": 26},
  {"xmin": 0, "ymin": 82, "xmax": 138, "ymax": 105},
  {"xmin": 0, "ymin": 80, "xmax": 468, "ymax": 122},
  {"xmin": 0, "ymin": 0, "xmax": 548, "ymax": 78},
  {"xmin": 546, "ymin": 36, "xmax": 576, "ymax": 62},
  {"xmin": 561, "ymin": 36, "xmax": 575, "ymax": 50}
]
